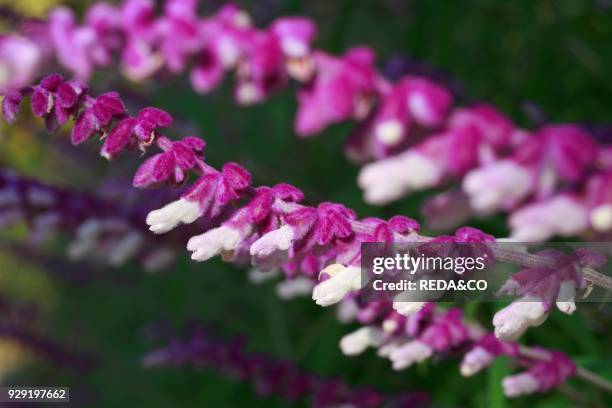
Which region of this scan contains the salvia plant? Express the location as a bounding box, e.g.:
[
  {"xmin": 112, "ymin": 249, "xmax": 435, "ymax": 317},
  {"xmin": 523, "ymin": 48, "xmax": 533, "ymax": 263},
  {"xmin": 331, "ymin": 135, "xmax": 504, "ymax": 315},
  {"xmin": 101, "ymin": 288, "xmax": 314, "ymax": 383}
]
[
  {"xmin": 2, "ymin": 0, "xmax": 612, "ymax": 241},
  {"xmin": 1, "ymin": 0, "xmax": 612, "ymax": 405}
]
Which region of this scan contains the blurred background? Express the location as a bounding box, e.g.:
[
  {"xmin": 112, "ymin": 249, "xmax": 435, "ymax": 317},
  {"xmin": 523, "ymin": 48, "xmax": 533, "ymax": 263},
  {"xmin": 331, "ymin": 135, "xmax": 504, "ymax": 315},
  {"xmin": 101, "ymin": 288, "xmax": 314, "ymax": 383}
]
[{"xmin": 1, "ymin": 0, "xmax": 612, "ymax": 406}]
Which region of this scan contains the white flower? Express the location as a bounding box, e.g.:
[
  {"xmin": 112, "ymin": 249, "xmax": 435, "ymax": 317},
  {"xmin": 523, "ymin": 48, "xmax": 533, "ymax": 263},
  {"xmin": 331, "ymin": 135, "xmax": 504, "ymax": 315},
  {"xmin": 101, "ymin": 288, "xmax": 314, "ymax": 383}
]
[
  {"xmin": 389, "ymin": 341, "xmax": 433, "ymax": 370},
  {"xmin": 187, "ymin": 226, "xmax": 241, "ymax": 261},
  {"xmin": 249, "ymin": 225, "xmax": 295, "ymax": 257},
  {"xmin": 280, "ymin": 38, "xmax": 308, "ymax": 58},
  {"xmin": 248, "ymin": 268, "xmax": 280, "ymax": 284},
  {"xmin": 375, "ymin": 120, "xmax": 404, "ymax": 146},
  {"xmin": 146, "ymin": 199, "xmax": 201, "ymax": 234},
  {"xmin": 392, "ymin": 301, "xmax": 425, "ymax": 316},
  {"xmin": 339, "ymin": 326, "xmax": 384, "ymax": 356},
  {"xmin": 377, "ymin": 339, "xmax": 403, "ymax": 358},
  {"xmin": 358, "ymin": 152, "xmax": 443, "ymax": 205},
  {"xmin": 275, "ymin": 277, "xmax": 314, "ymax": 299},
  {"xmin": 463, "ymin": 160, "xmax": 532, "ymax": 214},
  {"xmin": 556, "ymin": 280, "xmax": 576, "ymax": 314},
  {"xmin": 67, "ymin": 219, "xmax": 100, "ymax": 260},
  {"xmin": 311, "ymin": 264, "xmax": 361, "ymax": 306},
  {"xmin": 493, "ymin": 297, "xmax": 549, "ymax": 341},
  {"xmin": 460, "ymin": 346, "xmax": 494, "ymax": 377},
  {"xmin": 502, "ymin": 373, "xmax": 539, "ymax": 397},
  {"xmin": 509, "ymin": 196, "xmax": 588, "ymax": 242},
  {"xmin": 108, "ymin": 231, "xmax": 143, "ymax": 266},
  {"xmin": 590, "ymin": 204, "xmax": 612, "ymax": 232}
]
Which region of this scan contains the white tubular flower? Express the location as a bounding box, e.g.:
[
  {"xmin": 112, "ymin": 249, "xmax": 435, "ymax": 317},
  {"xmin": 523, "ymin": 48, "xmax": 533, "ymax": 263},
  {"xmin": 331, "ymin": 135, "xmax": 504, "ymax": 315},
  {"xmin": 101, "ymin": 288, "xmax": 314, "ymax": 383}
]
[
  {"xmin": 146, "ymin": 198, "xmax": 201, "ymax": 234},
  {"xmin": 590, "ymin": 204, "xmax": 612, "ymax": 232},
  {"xmin": 509, "ymin": 196, "xmax": 588, "ymax": 242},
  {"xmin": 492, "ymin": 297, "xmax": 549, "ymax": 341},
  {"xmin": 502, "ymin": 373, "xmax": 539, "ymax": 397},
  {"xmin": 275, "ymin": 277, "xmax": 314, "ymax": 300},
  {"xmin": 358, "ymin": 152, "xmax": 443, "ymax": 205},
  {"xmin": 555, "ymin": 280, "xmax": 577, "ymax": 314},
  {"xmin": 187, "ymin": 226, "xmax": 241, "ymax": 262},
  {"xmin": 67, "ymin": 219, "xmax": 100, "ymax": 260},
  {"xmin": 392, "ymin": 301, "xmax": 425, "ymax": 316},
  {"xmin": 460, "ymin": 346, "xmax": 494, "ymax": 377},
  {"xmin": 462, "ymin": 160, "xmax": 532, "ymax": 214},
  {"xmin": 377, "ymin": 339, "xmax": 403, "ymax": 358},
  {"xmin": 108, "ymin": 231, "xmax": 143, "ymax": 266},
  {"xmin": 248, "ymin": 268, "xmax": 280, "ymax": 284},
  {"xmin": 249, "ymin": 225, "xmax": 294, "ymax": 257},
  {"xmin": 312, "ymin": 264, "xmax": 361, "ymax": 307},
  {"xmin": 339, "ymin": 326, "xmax": 384, "ymax": 356},
  {"xmin": 389, "ymin": 341, "xmax": 433, "ymax": 370}
]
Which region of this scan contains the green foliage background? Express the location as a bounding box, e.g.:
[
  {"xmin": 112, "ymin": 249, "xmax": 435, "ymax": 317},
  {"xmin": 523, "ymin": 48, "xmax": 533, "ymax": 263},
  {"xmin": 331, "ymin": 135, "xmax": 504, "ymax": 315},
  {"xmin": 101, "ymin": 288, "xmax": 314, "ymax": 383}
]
[{"xmin": 1, "ymin": 0, "xmax": 612, "ymax": 406}]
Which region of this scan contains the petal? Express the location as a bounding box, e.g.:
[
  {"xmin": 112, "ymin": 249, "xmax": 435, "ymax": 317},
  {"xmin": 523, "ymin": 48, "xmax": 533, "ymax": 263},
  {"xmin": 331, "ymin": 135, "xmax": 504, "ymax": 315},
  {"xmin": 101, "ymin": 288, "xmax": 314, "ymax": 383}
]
[
  {"xmin": 221, "ymin": 162, "xmax": 251, "ymax": 191},
  {"xmin": 272, "ymin": 183, "xmax": 304, "ymax": 202},
  {"xmin": 181, "ymin": 136, "xmax": 205, "ymax": 151},
  {"xmin": 31, "ymin": 87, "xmax": 52, "ymax": 117},
  {"xmin": 248, "ymin": 189, "xmax": 274, "ymax": 223},
  {"xmin": 71, "ymin": 111, "xmax": 96, "ymax": 144},
  {"xmin": 100, "ymin": 117, "xmax": 136, "ymax": 159},
  {"xmin": 56, "ymin": 82, "xmax": 78, "ymax": 108},
  {"xmin": 170, "ymin": 142, "xmax": 197, "ymax": 169},
  {"xmin": 39, "ymin": 73, "xmax": 64, "ymax": 91},
  {"xmin": 137, "ymin": 107, "xmax": 173, "ymax": 127},
  {"xmin": 96, "ymin": 92, "xmax": 126, "ymax": 115},
  {"xmin": 133, "ymin": 153, "xmax": 175, "ymax": 188}
]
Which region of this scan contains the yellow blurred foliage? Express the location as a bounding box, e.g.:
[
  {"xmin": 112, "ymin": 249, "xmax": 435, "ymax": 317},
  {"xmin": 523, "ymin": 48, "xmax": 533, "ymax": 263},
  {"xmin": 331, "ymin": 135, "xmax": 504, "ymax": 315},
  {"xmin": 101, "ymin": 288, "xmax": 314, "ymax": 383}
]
[
  {"xmin": 0, "ymin": 0, "xmax": 60, "ymax": 18},
  {"xmin": 0, "ymin": 340, "xmax": 31, "ymax": 383},
  {"xmin": 0, "ymin": 253, "xmax": 56, "ymax": 312}
]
